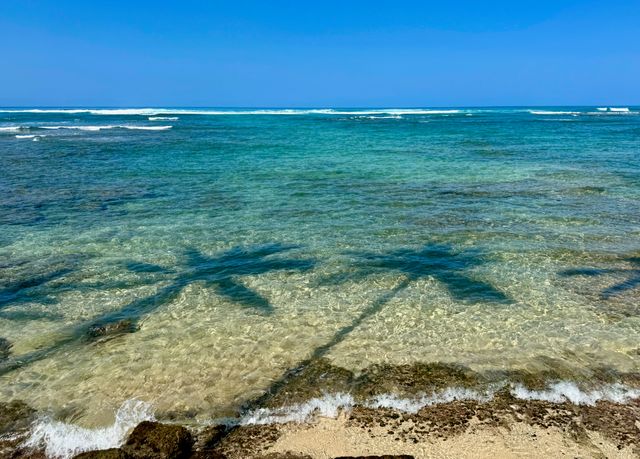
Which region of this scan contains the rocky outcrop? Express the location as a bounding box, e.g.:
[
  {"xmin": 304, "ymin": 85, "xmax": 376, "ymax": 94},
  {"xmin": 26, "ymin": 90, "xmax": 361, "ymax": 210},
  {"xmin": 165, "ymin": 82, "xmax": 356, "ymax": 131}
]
[
  {"xmin": 73, "ymin": 449, "xmax": 129, "ymax": 459},
  {"xmin": 86, "ymin": 320, "xmax": 138, "ymax": 341},
  {"xmin": 122, "ymin": 421, "xmax": 193, "ymax": 458}
]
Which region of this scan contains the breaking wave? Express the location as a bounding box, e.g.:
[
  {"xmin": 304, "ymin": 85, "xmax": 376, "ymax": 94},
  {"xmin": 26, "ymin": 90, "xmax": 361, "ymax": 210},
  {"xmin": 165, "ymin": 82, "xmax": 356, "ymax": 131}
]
[
  {"xmin": 528, "ymin": 110, "xmax": 581, "ymax": 115},
  {"xmin": 20, "ymin": 381, "xmax": 640, "ymax": 458},
  {"xmin": 2, "ymin": 125, "xmax": 172, "ymax": 132},
  {"xmin": 23, "ymin": 400, "xmax": 154, "ymax": 459},
  {"xmin": 39, "ymin": 125, "xmax": 172, "ymax": 131},
  {"xmin": 511, "ymin": 382, "xmax": 640, "ymax": 405},
  {"xmin": 0, "ymin": 108, "xmax": 462, "ymax": 116}
]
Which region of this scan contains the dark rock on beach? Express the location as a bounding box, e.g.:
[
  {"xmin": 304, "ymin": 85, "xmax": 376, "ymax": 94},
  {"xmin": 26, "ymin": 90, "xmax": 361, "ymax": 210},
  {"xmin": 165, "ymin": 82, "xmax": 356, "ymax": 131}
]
[
  {"xmin": 73, "ymin": 422, "xmax": 194, "ymax": 459},
  {"xmin": 74, "ymin": 449, "xmax": 130, "ymax": 459},
  {"xmin": 122, "ymin": 421, "xmax": 193, "ymax": 459},
  {"xmin": 198, "ymin": 424, "xmax": 282, "ymax": 459},
  {"xmin": 0, "ymin": 400, "xmax": 35, "ymax": 436},
  {"xmin": 0, "ymin": 400, "xmax": 38, "ymax": 459},
  {"xmin": 193, "ymin": 424, "xmax": 229, "ymax": 451}
]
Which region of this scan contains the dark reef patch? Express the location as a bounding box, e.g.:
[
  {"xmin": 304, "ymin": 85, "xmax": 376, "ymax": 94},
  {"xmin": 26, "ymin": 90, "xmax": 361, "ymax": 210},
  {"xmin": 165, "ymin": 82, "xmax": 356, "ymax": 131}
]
[
  {"xmin": 0, "ymin": 400, "xmax": 37, "ymax": 458},
  {"xmin": 0, "ymin": 337, "xmax": 12, "ymax": 360}
]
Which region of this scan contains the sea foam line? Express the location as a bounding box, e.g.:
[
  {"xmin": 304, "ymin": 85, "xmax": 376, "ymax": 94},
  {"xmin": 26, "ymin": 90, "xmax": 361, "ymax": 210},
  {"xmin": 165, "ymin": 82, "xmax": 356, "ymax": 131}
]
[
  {"xmin": 1, "ymin": 125, "xmax": 172, "ymax": 132},
  {"xmin": 529, "ymin": 108, "xmax": 637, "ymax": 116},
  {"xmin": 22, "ymin": 382, "xmax": 640, "ymax": 458},
  {"xmin": 238, "ymin": 381, "xmax": 640, "ymax": 426},
  {"xmin": 528, "ymin": 110, "xmax": 581, "ymax": 115},
  {"xmin": 0, "ymin": 108, "xmax": 462, "ymax": 116},
  {"xmin": 39, "ymin": 125, "xmax": 172, "ymax": 131}
]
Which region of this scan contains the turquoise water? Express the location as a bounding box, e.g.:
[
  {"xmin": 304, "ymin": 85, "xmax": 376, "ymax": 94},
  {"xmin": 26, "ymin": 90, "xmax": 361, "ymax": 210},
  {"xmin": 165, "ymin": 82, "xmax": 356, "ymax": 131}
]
[{"xmin": 1, "ymin": 107, "xmax": 640, "ymax": 427}]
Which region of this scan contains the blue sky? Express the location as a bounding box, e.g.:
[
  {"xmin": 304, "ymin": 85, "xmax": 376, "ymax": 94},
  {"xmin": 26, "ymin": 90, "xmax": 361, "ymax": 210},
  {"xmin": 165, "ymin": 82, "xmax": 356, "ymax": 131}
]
[{"xmin": 1, "ymin": 0, "xmax": 639, "ymax": 107}]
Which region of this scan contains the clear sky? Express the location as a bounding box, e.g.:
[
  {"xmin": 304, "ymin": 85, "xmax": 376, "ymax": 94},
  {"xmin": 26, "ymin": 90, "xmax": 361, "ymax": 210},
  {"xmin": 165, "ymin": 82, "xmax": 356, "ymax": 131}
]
[{"xmin": 1, "ymin": 0, "xmax": 639, "ymax": 107}]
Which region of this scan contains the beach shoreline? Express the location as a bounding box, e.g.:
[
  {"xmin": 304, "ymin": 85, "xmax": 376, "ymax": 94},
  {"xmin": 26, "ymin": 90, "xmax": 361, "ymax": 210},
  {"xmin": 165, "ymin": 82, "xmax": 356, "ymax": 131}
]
[{"xmin": 4, "ymin": 388, "xmax": 640, "ymax": 458}]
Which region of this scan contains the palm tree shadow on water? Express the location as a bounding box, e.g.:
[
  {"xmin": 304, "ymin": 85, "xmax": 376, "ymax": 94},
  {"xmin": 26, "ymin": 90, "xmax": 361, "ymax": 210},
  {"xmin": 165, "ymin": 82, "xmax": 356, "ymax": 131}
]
[
  {"xmin": 0, "ymin": 255, "xmax": 89, "ymax": 346},
  {"xmin": 560, "ymin": 256, "xmax": 640, "ymax": 299},
  {"xmin": 0, "ymin": 254, "xmax": 90, "ymax": 311},
  {"xmin": 0, "ymin": 243, "xmax": 315, "ymax": 376},
  {"xmin": 243, "ymin": 243, "xmax": 512, "ymax": 412}
]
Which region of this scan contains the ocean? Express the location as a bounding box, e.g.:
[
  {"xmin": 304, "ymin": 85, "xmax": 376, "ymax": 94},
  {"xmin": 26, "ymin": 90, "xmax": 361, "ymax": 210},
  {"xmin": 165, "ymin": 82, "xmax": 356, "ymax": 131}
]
[{"xmin": 1, "ymin": 107, "xmax": 640, "ymax": 453}]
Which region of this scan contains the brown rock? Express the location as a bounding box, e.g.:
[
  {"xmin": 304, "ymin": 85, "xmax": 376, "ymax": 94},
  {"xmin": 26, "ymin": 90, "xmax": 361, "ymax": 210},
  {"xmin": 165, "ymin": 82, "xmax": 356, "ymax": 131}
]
[
  {"xmin": 73, "ymin": 448, "xmax": 129, "ymax": 459},
  {"xmin": 123, "ymin": 421, "xmax": 193, "ymax": 459},
  {"xmin": 86, "ymin": 320, "xmax": 137, "ymax": 341},
  {"xmin": 194, "ymin": 424, "xmax": 228, "ymax": 450},
  {"xmin": 0, "ymin": 400, "xmax": 35, "ymax": 436}
]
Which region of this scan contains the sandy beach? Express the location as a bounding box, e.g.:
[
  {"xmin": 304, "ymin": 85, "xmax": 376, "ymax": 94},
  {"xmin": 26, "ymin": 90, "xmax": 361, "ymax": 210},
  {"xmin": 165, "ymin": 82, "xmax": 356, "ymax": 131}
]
[
  {"xmin": 4, "ymin": 382, "xmax": 640, "ymax": 458},
  {"xmin": 207, "ymin": 389, "xmax": 640, "ymax": 459}
]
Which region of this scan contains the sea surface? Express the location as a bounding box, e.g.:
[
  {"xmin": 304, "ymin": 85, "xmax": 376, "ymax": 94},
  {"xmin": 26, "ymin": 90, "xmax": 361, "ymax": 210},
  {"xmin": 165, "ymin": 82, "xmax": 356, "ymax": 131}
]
[{"xmin": 1, "ymin": 107, "xmax": 640, "ymax": 444}]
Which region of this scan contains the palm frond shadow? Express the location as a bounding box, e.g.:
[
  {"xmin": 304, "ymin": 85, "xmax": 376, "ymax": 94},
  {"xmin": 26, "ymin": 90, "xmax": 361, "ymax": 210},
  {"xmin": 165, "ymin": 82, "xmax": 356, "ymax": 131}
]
[
  {"xmin": 0, "ymin": 254, "xmax": 92, "ymax": 310},
  {"xmin": 245, "ymin": 243, "xmax": 510, "ymax": 412},
  {"xmin": 0, "ymin": 243, "xmax": 315, "ymax": 376},
  {"xmin": 559, "ymin": 256, "xmax": 640, "ymax": 299}
]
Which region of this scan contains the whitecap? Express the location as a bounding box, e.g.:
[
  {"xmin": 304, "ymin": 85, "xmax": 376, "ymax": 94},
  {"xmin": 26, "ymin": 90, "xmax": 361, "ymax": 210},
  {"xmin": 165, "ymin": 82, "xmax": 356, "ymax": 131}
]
[
  {"xmin": 39, "ymin": 125, "xmax": 172, "ymax": 131},
  {"xmin": 0, "ymin": 108, "xmax": 463, "ymax": 116},
  {"xmin": 15, "ymin": 134, "xmax": 37, "ymax": 139},
  {"xmin": 148, "ymin": 117, "xmax": 179, "ymax": 121},
  {"xmin": 238, "ymin": 381, "xmax": 640, "ymax": 426},
  {"xmin": 511, "ymin": 382, "xmax": 640, "ymax": 405},
  {"xmin": 352, "ymin": 115, "xmax": 403, "ymax": 120},
  {"xmin": 23, "ymin": 399, "xmax": 154, "ymax": 459},
  {"xmin": 528, "ymin": 110, "xmax": 581, "ymax": 115},
  {"xmin": 240, "ymin": 393, "xmax": 355, "ymax": 425},
  {"xmin": 366, "ymin": 387, "xmax": 496, "ymax": 414}
]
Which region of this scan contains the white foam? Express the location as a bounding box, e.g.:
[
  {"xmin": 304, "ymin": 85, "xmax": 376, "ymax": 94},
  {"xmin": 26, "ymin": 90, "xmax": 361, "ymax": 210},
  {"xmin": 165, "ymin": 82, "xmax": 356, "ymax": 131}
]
[
  {"xmin": 528, "ymin": 110, "xmax": 581, "ymax": 115},
  {"xmin": 0, "ymin": 126, "xmax": 22, "ymax": 131},
  {"xmin": 597, "ymin": 107, "xmax": 608, "ymax": 111},
  {"xmin": 352, "ymin": 115, "xmax": 404, "ymax": 120},
  {"xmin": 366, "ymin": 387, "xmax": 495, "ymax": 414},
  {"xmin": 0, "ymin": 108, "xmax": 462, "ymax": 116},
  {"xmin": 15, "ymin": 134, "xmax": 37, "ymax": 139},
  {"xmin": 39, "ymin": 125, "xmax": 172, "ymax": 131},
  {"xmin": 23, "ymin": 382, "xmax": 640, "ymax": 456},
  {"xmin": 609, "ymin": 107, "xmax": 630, "ymax": 112},
  {"xmin": 239, "ymin": 381, "xmax": 640, "ymax": 427},
  {"xmin": 148, "ymin": 116, "xmax": 179, "ymax": 121},
  {"xmin": 240, "ymin": 393, "xmax": 355, "ymax": 425},
  {"xmin": 511, "ymin": 382, "xmax": 640, "ymax": 405},
  {"xmin": 23, "ymin": 399, "xmax": 154, "ymax": 459}
]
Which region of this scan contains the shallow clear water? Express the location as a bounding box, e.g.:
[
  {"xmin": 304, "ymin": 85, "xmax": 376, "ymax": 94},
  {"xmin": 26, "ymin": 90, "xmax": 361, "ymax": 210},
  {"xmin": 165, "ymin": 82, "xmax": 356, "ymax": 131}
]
[{"xmin": 1, "ymin": 107, "xmax": 639, "ymax": 427}]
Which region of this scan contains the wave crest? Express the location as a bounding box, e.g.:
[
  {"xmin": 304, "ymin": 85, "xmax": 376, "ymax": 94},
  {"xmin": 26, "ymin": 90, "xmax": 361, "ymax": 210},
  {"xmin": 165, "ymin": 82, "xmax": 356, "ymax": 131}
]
[
  {"xmin": 0, "ymin": 108, "xmax": 462, "ymax": 116},
  {"xmin": 23, "ymin": 399, "xmax": 154, "ymax": 459}
]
